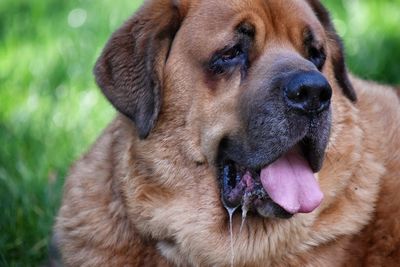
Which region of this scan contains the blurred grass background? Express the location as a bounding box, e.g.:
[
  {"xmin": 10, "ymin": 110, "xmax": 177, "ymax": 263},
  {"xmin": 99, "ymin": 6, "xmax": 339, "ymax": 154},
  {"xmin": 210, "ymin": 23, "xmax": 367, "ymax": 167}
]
[{"xmin": 0, "ymin": 0, "xmax": 399, "ymax": 266}]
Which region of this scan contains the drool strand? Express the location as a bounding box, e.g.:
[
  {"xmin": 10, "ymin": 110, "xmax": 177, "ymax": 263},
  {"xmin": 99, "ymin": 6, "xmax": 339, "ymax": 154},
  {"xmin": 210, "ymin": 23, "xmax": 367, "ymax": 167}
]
[{"xmin": 224, "ymin": 203, "xmax": 238, "ymax": 267}]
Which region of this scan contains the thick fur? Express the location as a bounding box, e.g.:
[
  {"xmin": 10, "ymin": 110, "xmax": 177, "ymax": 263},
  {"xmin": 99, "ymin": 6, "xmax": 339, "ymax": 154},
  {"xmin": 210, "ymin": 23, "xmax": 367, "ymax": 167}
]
[{"xmin": 55, "ymin": 0, "xmax": 400, "ymax": 266}]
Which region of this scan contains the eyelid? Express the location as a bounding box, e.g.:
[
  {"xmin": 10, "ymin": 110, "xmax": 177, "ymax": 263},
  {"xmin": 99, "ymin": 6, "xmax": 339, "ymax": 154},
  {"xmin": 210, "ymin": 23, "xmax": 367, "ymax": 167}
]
[
  {"xmin": 209, "ymin": 43, "xmax": 241, "ymax": 64},
  {"xmin": 209, "ymin": 45, "xmax": 246, "ymax": 72},
  {"xmin": 211, "ymin": 42, "xmax": 240, "ymax": 60},
  {"xmin": 220, "ymin": 44, "xmax": 243, "ymax": 60}
]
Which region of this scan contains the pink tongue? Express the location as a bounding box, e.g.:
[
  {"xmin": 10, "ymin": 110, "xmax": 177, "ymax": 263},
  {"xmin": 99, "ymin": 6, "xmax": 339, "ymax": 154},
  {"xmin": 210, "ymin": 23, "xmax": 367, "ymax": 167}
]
[{"xmin": 260, "ymin": 152, "xmax": 323, "ymax": 214}]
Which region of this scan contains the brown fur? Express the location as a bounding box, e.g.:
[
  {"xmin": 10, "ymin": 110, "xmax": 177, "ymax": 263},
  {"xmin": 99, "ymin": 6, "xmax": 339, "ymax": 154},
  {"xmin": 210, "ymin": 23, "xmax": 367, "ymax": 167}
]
[{"xmin": 55, "ymin": 0, "xmax": 400, "ymax": 266}]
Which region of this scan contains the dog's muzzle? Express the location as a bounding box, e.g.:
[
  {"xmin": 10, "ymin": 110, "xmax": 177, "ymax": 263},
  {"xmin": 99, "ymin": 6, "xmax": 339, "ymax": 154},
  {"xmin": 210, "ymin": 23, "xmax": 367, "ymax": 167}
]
[{"xmin": 217, "ymin": 67, "xmax": 332, "ymax": 219}]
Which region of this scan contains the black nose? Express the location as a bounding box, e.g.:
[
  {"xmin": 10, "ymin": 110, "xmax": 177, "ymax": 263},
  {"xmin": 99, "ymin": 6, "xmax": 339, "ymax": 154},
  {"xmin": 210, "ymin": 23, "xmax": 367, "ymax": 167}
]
[{"xmin": 284, "ymin": 71, "xmax": 332, "ymax": 114}]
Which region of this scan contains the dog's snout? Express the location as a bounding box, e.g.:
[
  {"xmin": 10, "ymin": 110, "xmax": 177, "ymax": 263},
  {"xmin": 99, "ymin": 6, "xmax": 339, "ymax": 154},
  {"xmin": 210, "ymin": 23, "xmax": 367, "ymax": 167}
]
[{"xmin": 284, "ymin": 71, "xmax": 332, "ymax": 114}]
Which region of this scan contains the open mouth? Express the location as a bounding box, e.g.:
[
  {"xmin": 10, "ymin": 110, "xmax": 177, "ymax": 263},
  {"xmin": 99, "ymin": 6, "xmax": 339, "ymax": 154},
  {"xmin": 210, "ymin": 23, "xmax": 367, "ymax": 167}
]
[{"xmin": 218, "ymin": 140, "xmax": 324, "ymax": 219}]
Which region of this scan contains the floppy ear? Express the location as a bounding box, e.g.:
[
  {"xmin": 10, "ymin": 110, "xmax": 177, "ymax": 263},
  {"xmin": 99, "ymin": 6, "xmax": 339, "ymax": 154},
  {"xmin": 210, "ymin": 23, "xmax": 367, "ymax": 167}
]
[
  {"xmin": 306, "ymin": 0, "xmax": 357, "ymax": 102},
  {"xmin": 94, "ymin": 0, "xmax": 183, "ymax": 138}
]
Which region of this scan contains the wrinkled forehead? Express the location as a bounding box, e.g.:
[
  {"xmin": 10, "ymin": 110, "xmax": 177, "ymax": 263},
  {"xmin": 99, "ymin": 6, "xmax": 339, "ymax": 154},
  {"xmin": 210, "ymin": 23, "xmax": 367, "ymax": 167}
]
[
  {"xmin": 178, "ymin": 0, "xmax": 323, "ymax": 53},
  {"xmin": 188, "ymin": 0, "xmax": 320, "ymax": 27}
]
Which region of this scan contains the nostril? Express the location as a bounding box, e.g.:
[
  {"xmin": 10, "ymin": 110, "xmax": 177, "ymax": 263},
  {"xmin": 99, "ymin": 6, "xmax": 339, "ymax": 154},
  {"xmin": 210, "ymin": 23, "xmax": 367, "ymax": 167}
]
[{"xmin": 319, "ymin": 87, "xmax": 332, "ymax": 103}]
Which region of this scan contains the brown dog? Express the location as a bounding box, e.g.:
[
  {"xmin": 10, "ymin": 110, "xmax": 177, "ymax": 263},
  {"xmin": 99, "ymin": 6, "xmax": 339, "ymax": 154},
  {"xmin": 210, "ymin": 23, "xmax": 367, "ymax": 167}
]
[{"xmin": 54, "ymin": 0, "xmax": 400, "ymax": 266}]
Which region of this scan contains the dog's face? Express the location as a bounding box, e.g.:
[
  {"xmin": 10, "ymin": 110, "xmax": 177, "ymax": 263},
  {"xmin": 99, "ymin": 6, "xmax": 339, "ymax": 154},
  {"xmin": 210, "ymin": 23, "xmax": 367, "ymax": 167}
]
[{"xmin": 95, "ymin": 0, "xmax": 357, "ymax": 265}]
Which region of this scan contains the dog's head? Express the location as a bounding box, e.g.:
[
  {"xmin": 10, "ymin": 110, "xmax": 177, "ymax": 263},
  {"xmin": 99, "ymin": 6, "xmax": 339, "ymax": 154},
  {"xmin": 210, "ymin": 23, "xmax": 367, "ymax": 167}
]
[{"xmin": 95, "ymin": 0, "xmax": 358, "ymax": 265}]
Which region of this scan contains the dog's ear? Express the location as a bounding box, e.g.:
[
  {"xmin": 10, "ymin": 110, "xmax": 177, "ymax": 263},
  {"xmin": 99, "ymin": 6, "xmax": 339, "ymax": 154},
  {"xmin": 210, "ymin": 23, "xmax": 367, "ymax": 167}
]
[
  {"xmin": 306, "ymin": 0, "xmax": 357, "ymax": 102},
  {"xmin": 94, "ymin": 0, "xmax": 184, "ymax": 138}
]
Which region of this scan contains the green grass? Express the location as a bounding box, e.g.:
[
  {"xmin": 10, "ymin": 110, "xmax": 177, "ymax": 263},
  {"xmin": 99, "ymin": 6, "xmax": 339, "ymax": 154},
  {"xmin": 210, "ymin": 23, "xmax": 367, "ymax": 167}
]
[
  {"xmin": 0, "ymin": 0, "xmax": 399, "ymax": 266},
  {"xmin": 323, "ymin": 0, "xmax": 400, "ymax": 84},
  {"xmin": 0, "ymin": 1, "xmax": 141, "ymax": 266}
]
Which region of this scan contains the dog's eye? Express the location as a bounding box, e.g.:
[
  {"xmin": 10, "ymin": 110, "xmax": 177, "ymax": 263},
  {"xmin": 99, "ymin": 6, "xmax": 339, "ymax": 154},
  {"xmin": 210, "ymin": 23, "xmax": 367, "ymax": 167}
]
[
  {"xmin": 221, "ymin": 46, "xmax": 242, "ymax": 62},
  {"xmin": 209, "ymin": 44, "xmax": 248, "ymax": 75},
  {"xmin": 304, "ymin": 28, "xmax": 326, "ymax": 71},
  {"xmin": 308, "ymin": 46, "xmax": 326, "ymax": 70}
]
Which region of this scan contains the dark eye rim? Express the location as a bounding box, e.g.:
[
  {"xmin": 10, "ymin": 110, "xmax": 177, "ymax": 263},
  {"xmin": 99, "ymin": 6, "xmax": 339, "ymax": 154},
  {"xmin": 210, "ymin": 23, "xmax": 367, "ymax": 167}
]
[
  {"xmin": 308, "ymin": 45, "xmax": 327, "ymax": 70},
  {"xmin": 208, "ymin": 44, "xmax": 247, "ymax": 75}
]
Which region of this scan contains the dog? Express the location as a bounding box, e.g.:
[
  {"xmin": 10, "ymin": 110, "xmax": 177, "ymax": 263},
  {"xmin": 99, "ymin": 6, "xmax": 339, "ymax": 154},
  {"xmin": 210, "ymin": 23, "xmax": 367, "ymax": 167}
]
[{"xmin": 54, "ymin": 0, "xmax": 400, "ymax": 266}]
